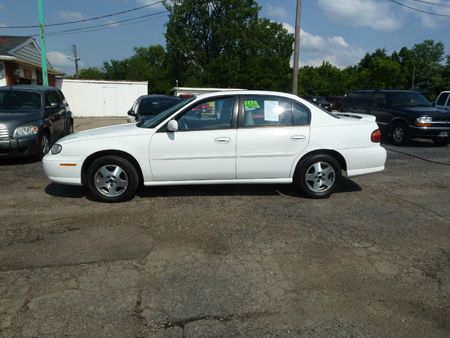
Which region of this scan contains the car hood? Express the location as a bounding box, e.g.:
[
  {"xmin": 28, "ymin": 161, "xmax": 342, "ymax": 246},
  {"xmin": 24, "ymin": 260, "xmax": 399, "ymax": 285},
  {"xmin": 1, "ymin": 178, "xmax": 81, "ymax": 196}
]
[
  {"xmin": 0, "ymin": 110, "xmax": 42, "ymax": 126},
  {"xmin": 394, "ymin": 106, "xmax": 450, "ymax": 117},
  {"xmin": 59, "ymin": 123, "xmax": 153, "ymax": 144}
]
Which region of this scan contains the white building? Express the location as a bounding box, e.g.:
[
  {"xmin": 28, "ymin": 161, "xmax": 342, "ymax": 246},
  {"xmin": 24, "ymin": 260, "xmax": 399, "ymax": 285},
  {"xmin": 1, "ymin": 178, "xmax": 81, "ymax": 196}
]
[{"xmin": 56, "ymin": 79, "xmax": 148, "ymax": 117}]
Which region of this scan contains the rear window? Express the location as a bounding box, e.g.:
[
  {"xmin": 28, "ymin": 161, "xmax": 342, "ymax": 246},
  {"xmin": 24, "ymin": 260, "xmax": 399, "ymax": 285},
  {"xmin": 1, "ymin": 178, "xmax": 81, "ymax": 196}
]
[
  {"xmin": 0, "ymin": 90, "xmax": 41, "ymax": 110},
  {"xmin": 437, "ymin": 93, "xmax": 449, "ymax": 106}
]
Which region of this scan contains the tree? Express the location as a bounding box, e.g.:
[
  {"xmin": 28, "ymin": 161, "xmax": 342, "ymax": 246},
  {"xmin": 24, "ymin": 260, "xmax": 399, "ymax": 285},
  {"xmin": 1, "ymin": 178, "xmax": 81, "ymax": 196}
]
[
  {"xmin": 75, "ymin": 67, "xmax": 105, "ymax": 80},
  {"xmin": 102, "ymin": 45, "xmax": 171, "ymax": 94},
  {"xmin": 164, "ymin": 0, "xmax": 294, "ymax": 91}
]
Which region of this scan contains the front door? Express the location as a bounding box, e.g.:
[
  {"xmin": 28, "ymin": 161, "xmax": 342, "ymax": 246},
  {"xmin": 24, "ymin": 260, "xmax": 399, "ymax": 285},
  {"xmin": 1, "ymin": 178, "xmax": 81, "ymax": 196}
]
[
  {"xmin": 149, "ymin": 96, "xmax": 237, "ymax": 181},
  {"xmin": 236, "ymin": 95, "xmax": 310, "ymax": 179},
  {"xmin": 44, "ymin": 90, "xmax": 65, "ymax": 139}
]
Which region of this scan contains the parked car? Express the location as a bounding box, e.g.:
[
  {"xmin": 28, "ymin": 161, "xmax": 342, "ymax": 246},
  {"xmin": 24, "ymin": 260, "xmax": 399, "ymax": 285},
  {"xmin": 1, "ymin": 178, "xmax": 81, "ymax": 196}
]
[
  {"xmin": 303, "ymin": 96, "xmax": 332, "ymax": 111},
  {"xmin": 341, "ymin": 90, "xmax": 450, "ymax": 145},
  {"xmin": 435, "ymin": 91, "xmax": 450, "ymax": 111},
  {"xmin": 326, "ymin": 96, "xmax": 344, "ymax": 112},
  {"xmin": 0, "ymin": 85, "xmax": 73, "ymax": 160},
  {"xmin": 43, "ymin": 90, "xmax": 386, "ymax": 202},
  {"xmin": 127, "ymin": 95, "xmax": 182, "ymax": 123}
]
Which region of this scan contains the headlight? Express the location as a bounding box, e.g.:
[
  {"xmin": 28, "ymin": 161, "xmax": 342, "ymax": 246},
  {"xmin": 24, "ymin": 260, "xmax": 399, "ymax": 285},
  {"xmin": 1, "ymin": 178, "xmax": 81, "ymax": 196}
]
[
  {"xmin": 50, "ymin": 144, "xmax": 62, "ymax": 155},
  {"xmin": 13, "ymin": 125, "xmax": 39, "ymax": 137},
  {"xmin": 415, "ymin": 116, "xmax": 432, "ymax": 127}
]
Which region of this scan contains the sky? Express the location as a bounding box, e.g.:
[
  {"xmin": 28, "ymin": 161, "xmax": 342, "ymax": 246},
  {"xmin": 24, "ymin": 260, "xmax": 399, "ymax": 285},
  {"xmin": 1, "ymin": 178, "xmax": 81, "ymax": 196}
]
[{"xmin": 0, "ymin": 0, "xmax": 450, "ymax": 75}]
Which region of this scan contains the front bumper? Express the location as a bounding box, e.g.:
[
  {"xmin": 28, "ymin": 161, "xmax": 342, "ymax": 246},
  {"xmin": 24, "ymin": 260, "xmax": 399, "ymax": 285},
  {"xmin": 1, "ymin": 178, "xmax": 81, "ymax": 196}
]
[
  {"xmin": 0, "ymin": 136, "xmax": 41, "ymax": 158},
  {"xmin": 409, "ymin": 126, "xmax": 450, "ymax": 139},
  {"xmin": 42, "ymin": 154, "xmax": 84, "ymax": 185}
]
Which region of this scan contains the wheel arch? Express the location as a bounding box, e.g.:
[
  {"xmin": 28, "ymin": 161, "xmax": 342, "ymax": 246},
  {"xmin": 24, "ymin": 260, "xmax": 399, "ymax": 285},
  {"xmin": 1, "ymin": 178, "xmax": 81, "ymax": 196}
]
[
  {"xmin": 293, "ymin": 149, "xmax": 347, "ymax": 177},
  {"xmin": 81, "ymin": 150, "xmax": 144, "ymax": 186},
  {"xmin": 390, "ymin": 117, "xmax": 409, "ymax": 127}
]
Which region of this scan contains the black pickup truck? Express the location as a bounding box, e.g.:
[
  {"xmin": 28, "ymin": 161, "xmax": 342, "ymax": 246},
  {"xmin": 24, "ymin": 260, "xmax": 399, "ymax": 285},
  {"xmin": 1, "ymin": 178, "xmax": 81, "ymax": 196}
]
[{"xmin": 341, "ymin": 90, "xmax": 450, "ymax": 145}]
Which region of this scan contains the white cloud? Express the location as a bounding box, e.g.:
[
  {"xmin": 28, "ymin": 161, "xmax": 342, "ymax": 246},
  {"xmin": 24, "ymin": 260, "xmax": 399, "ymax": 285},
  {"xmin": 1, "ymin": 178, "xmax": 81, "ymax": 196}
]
[
  {"xmin": 57, "ymin": 10, "xmax": 85, "ymax": 21},
  {"xmin": 317, "ymin": 0, "xmax": 401, "ymax": 31},
  {"xmin": 282, "ymin": 22, "xmax": 294, "ymax": 34},
  {"xmin": 266, "ymin": 4, "xmax": 288, "ymax": 18},
  {"xmin": 298, "ymin": 29, "xmax": 365, "ymax": 68},
  {"xmin": 47, "ymin": 51, "xmax": 74, "ymax": 74},
  {"xmin": 136, "ymin": 0, "xmax": 165, "ymax": 10}
]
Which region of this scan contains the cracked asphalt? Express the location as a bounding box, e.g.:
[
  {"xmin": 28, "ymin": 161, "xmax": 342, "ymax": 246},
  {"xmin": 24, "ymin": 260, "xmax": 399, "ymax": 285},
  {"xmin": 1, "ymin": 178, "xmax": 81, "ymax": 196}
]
[{"xmin": 1, "ymin": 117, "xmax": 449, "ymax": 337}]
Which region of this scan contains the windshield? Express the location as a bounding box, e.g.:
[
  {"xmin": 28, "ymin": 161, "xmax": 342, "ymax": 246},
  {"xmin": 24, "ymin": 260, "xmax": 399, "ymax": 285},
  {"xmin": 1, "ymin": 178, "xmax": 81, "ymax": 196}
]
[
  {"xmin": 0, "ymin": 90, "xmax": 41, "ymax": 110},
  {"xmin": 139, "ymin": 97, "xmax": 196, "ymax": 128},
  {"xmin": 389, "ymin": 92, "xmax": 431, "ymax": 107}
]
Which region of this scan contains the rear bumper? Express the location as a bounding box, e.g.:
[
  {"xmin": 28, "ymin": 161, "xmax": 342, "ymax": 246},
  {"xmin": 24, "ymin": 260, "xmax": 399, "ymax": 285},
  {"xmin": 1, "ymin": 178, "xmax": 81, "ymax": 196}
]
[
  {"xmin": 0, "ymin": 136, "xmax": 41, "ymax": 158},
  {"xmin": 42, "ymin": 154, "xmax": 84, "ymax": 185},
  {"xmin": 340, "ymin": 146, "xmax": 387, "ymax": 178}
]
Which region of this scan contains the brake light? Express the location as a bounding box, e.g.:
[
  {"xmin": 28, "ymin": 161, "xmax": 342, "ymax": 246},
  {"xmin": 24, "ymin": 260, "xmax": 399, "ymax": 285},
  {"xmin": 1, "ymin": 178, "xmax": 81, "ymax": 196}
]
[{"xmin": 371, "ymin": 129, "xmax": 381, "ymax": 143}]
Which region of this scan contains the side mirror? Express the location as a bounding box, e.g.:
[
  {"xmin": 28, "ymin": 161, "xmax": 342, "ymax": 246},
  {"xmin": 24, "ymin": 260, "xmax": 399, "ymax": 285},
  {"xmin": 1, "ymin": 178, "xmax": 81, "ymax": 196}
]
[
  {"xmin": 127, "ymin": 109, "xmax": 136, "ymax": 116},
  {"xmin": 167, "ymin": 120, "xmax": 178, "ymax": 132}
]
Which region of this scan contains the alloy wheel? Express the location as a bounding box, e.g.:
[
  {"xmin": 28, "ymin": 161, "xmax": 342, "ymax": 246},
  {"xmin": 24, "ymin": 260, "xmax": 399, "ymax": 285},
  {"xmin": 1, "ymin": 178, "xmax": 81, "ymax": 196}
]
[
  {"xmin": 305, "ymin": 161, "xmax": 336, "ymax": 193},
  {"xmin": 94, "ymin": 164, "xmax": 129, "ymax": 197}
]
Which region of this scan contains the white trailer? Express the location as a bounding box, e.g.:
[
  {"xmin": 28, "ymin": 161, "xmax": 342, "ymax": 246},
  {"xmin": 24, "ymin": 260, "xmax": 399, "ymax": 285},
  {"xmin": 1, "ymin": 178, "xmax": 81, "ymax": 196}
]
[{"xmin": 56, "ymin": 79, "xmax": 148, "ymax": 117}]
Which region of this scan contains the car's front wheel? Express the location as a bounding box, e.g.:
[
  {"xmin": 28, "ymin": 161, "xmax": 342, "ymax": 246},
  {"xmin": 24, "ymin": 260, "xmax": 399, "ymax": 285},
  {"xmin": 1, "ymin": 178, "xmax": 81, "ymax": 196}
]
[
  {"xmin": 295, "ymin": 154, "xmax": 342, "ymax": 198},
  {"xmin": 87, "ymin": 155, "xmax": 139, "ymax": 203},
  {"xmin": 391, "ymin": 123, "xmax": 409, "ymax": 145}
]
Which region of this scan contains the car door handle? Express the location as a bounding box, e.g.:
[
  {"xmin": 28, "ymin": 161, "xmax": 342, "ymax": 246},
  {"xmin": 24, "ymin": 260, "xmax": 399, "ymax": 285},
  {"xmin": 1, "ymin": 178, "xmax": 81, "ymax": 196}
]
[
  {"xmin": 291, "ymin": 135, "xmax": 306, "ymax": 141},
  {"xmin": 215, "ymin": 137, "xmax": 231, "ymax": 144}
]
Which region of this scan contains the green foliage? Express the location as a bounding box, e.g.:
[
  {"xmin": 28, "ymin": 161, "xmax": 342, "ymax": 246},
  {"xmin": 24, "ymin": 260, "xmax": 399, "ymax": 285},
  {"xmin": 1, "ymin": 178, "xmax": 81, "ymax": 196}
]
[
  {"xmin": 164, "ymin": 0, "xmax": 293, "ymax": 91},
  {"xmin": 76, "ymin": 67, "xmax": 105, "ymax": 80}
]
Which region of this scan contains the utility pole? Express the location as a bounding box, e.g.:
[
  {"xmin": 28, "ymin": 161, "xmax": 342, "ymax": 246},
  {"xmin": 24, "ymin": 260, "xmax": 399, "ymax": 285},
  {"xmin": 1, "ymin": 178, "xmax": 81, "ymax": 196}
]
[
  {"xmin": 37, "ymin": 0, "xmax": 48, "ymax": 86},
  {"xmin": 292, "ymin": 0, "xmax": 302, "ymax": 95},
  {"xmin": 72, "ymin": 45, "xmax": 80, "ymax": 78}
]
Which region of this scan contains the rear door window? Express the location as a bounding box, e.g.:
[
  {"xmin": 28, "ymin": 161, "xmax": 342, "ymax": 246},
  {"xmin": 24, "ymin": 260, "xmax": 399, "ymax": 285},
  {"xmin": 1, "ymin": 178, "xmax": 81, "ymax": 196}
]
[{"xmin": 241, "ymin": 95, "xmax": 293, "ymax": 127}]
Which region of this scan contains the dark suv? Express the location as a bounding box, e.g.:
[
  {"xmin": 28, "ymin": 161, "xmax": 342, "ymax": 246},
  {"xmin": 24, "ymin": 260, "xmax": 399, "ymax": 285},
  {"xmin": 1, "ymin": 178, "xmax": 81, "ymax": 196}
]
[
  {"xmin": 342, "ymin": 90, "xmax": 450, "ymax": 145},
  {"xmin": 0, "ymin": 85, "xmax": 73, "ymax": 160}
]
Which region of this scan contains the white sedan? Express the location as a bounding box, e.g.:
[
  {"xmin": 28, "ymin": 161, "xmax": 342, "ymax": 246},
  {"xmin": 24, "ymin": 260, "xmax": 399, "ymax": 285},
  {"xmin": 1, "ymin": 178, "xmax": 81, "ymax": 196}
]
[{"xmin": 43, "ymin": 91, "xmax": 386, "ymax": 202}]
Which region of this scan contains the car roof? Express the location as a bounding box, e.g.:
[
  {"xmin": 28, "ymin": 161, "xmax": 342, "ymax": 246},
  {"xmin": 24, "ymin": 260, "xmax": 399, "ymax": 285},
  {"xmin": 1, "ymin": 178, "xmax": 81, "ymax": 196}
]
[
  {"xmin": 351, "ymin": 89, "xmax": 420, "ymax": 93},
  {"xmin": 0, "ymin": 85, "xmax": 57, "ymax": 92},
  {"xmin": 193, "ymin": 90, "xmax": 301, "ymax": 101},
  {"xmin": 139, "ymin": 95, "xmax": 181, "ymax": 100}
]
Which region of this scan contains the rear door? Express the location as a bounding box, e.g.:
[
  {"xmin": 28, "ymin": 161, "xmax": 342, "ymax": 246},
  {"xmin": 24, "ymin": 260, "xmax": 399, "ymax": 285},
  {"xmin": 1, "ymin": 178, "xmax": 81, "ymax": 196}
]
[
  {"xmin": 236, "ymin": 95, "xmax": 310, "ymax": 179},
  {"xmin": 369, "ymin": 92, "xmax": 391, "ymax": 127}
]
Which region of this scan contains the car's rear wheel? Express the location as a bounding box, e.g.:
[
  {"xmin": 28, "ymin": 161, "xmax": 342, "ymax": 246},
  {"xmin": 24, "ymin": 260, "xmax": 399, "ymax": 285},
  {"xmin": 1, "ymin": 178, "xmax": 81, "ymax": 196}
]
[
  {"xmin": 295, "ymin": 154, "xmax": 342, "ymax": 198},
  {"xmin": 87, "ymin": 155, "xmax": 139, "ymax": 203},
  {"xmin": 391, "ymin": 122, "xmax": 409, "ymax": 145}
]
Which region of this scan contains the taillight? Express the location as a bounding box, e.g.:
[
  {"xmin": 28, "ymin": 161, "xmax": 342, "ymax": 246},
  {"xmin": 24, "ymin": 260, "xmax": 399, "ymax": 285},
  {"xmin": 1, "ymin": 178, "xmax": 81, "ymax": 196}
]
[{"xmin": 371, "ymin": 129, "xmax": 381, "ymax": 143}]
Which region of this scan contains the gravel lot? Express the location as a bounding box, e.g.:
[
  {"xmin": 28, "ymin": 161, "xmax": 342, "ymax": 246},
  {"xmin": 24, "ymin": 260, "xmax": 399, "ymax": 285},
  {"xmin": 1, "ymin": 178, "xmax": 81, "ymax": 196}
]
[{"xmin": 0, "ymin": 117, "xmax": 449, "ymax": 337}]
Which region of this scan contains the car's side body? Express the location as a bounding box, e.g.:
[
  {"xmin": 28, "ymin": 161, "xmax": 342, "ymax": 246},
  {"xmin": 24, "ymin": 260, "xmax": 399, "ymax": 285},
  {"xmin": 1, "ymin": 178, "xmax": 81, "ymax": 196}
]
[
  {"xmin": 0, "ymin": 85, "xmax": 73, "ymax": 159},
  {"xmin": 44, "ymin": 91, "xmax": 385, "ymax": 190}
]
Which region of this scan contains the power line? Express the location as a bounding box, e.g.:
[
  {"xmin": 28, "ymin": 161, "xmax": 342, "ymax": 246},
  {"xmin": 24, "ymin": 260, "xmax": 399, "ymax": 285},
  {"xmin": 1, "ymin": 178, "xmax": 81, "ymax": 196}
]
[
  {"xmin": 41, "ymin": 11, "xmax": 168, "ymax": 37},
  {"xmin": 407, "ymin": 0, "xmax": 450, "ymax": 9},
  {"xmin": 0, "ymin": 0, "xmax": 164, "ymax": 29},
  {"xmin": 389, "ymin": 0, "xmax": 450, "ymax": 18}
]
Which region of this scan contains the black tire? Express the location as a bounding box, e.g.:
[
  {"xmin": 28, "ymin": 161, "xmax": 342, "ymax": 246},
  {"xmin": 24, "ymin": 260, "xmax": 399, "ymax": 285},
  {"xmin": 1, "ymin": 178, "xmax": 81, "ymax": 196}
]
[
  {"xmin": 432, "ymin": 137, "xmax": 449, "ymax": 146},
  {"xmin": 390, "ymin": 122, "xmax": 409, "ymax": 146},
  {"xmin": 35, "ymin": 132, "xmax": 50, "ymax": 161},
  {"xmin": 68, "ymin": 120, "xmax": 74, "ymax": 134},
  {"xmin": 87, "ymin": 155, "xmax": 139, "ymax": 203},
  {"xmin": 294, "ymin": 154, "xmax": 342, "ymax": 199}
]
